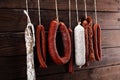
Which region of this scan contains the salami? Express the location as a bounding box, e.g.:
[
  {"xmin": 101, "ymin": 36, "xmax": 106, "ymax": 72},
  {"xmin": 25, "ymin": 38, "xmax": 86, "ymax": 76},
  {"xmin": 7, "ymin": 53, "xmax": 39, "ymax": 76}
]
[
  {"xmin": 48, "ymin": 20, "xmax": 71, "ymax": 65},
  {"xmin": 36, "ymin": 25, "xmax": 47, "ymax": 68},
  {"xmin": 74, "ymin": 22, "xmax": 86, "ymax": 68},
  {"xmin": 86, "ymin": 16, "xmax": 95, "ymax": 61},
  {"xmin": 93, "ymin": 24, "xmax": 102, "ymax": 61},
  {"xmin": 68, "ymin": 28, "xmax": 74, "ymax": 72},
  {"xmin": 81, "ymin": 19, "xmax": 89, "ymax": 66}
]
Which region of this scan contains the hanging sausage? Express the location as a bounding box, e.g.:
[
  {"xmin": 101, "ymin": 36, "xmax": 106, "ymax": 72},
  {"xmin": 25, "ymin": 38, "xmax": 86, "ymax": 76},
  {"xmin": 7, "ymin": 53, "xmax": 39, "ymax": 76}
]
[
  {"xmin": 74, "ymin": 0, "xmax": 86, "ymax": 68},
  {"xmin": 36, "ymin": 0, "xmax": 47, "ymax": 68},
  {"xmin": 74, "ymin": 23, "xmax": 86, "ymax": 68},
  {"xmin": 93, "ymin": 24, "xmax": 102, "ymax": 61},
  {"xmin": 93, "ymin": 0, "xmax": 102, "ymax": 61},
  {"xmin": 67, "ymin": 0, "xmax": 74, "ymax": 73},
  {"xmin": 86, "ymin": 16, "xmax": 95, "ymax": 62},
  {"xmin": 82, "ymin": 0, "xmax": 95, "ymax": 67},
  {"xmin": 48, "ymin": 20, "xmax": 71, "ymax": 64},
  {"xmin": 81, "ymin": 18, "xmax": 89, "ymax": 67},
  {"xmin": 48, "ymin": 0, "xmax": 71, "ymax": 65}
]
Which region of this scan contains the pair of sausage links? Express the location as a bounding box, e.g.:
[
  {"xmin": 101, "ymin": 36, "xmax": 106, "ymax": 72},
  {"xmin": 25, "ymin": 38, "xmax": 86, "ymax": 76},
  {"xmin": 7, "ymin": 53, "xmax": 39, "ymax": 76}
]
[
  {"xmin": 93, "ymin": 24, "xmax": 102, "ymax": 61},
  {"xmin": 36, "ymin": 25, "xmax": 47, "ymax": 68},
  {"xmin": 68, "ymin": 28, "xmax": 74, "ymax": 73},
  {"xmin": 48, "ymin": 20, "xmax": 71, "ymax": 65},
  {"xmin": 86, "ymin": 16, "xmax": 95, "ymax": 62}
]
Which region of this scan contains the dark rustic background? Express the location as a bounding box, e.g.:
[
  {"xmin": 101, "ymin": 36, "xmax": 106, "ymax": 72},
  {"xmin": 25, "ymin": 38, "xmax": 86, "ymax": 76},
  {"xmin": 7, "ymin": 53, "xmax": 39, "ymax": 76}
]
[{"xmin": 0, "ymin": 0, "xmax": 120, "ymax": 80}]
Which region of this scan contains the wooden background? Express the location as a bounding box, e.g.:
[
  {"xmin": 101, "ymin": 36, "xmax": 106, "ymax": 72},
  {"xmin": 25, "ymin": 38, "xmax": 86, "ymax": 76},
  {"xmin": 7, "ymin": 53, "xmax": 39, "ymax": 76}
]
[{"xmin": 0, "ymin": 0, "xmax": 120, "ymax": 80}]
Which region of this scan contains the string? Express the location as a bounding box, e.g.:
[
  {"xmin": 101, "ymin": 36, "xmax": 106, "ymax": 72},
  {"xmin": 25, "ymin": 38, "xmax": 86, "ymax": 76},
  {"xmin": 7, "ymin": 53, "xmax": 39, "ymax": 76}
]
[
  {"xmin": 75, "ymin": 0, "xmax": 79, "ymax": 23},
  {"xmin": 69, "ymin": 0, "xmax": 71, "ymax": 28},
  {"xmin": 94, "ymin": 0, "xmax": 97, "ymax": 24},
  {"xmin": 26, "ymin": 0, "xmax": 29, "ymax": 14},
  {"xmin": 38, "ymin": 0, "xmax": 41, "ymax": 25},
  {"xmin": 55, "ymin": 0, "xmax": 59, "ymax": 22},
  {"xmin": 84, "ymin": 0, "xmax": 87, "ymax": 18},
  {"xmin": 25, "ymin": 0, "xmax": 29, "ymax": 23}
]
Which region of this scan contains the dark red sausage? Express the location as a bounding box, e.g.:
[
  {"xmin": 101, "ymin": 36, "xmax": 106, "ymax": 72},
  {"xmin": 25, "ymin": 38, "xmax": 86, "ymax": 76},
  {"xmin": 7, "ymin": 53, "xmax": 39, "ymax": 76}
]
[
  {"xmin": 36, "ymin": 25, "xmax": 47, "ymax": 68},
  {"xmin": 68, "ymin": 28, "xmax": 74, "ymax": 73},
  {"xmin": 81, "ymin": 19, "xmax": 89, "ymax": 67},
  {"xmin": 86, "ymin": 16, "xmax": 95, "ymax": 62},
  {"xmin": 93, "ymin": 24, "xmax": 102, "ymax": 61},
  {"xmin": 48, "ymin": 20, "xmax": 71, "ymax": 65}
]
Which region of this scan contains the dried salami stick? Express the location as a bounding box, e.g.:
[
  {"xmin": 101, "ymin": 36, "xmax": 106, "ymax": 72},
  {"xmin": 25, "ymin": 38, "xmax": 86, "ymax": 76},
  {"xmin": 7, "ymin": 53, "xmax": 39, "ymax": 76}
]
[
  {"xmin": 93, "ymin": 24, "xmax": 102, "ymax": 61},
  {"xmin": 86, "ymin": 16, "xmax": 95, "ymax": 62},
  {"xmin": 36, "ymin": 25, "xmax": 47, "ymax": 68}
]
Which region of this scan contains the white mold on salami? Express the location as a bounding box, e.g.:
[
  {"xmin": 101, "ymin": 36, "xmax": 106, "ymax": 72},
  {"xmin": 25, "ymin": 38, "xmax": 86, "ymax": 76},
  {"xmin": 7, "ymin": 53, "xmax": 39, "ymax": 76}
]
[{"xmin": 74, "ymin": 23, "xmax": 86, "ymax": 68}]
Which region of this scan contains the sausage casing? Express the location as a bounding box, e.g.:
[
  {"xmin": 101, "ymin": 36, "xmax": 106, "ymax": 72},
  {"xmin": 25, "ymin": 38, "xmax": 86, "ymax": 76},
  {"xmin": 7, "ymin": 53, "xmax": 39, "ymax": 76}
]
[{"xmin": 48, "ymin": 20, "xmax": 71, "ymax": 65}]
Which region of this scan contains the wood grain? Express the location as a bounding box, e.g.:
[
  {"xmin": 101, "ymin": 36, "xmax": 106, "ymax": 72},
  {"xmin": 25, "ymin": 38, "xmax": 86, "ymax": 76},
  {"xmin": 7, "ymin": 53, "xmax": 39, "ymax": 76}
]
[
  {"xmin": 0, "ymin": 9, "xmax": 120, "ymax": 32},
  {"xmin": 0, "ymin": 30, "xmax": 120, "ymax": 56},
  {"xmin": 0, "ymin": 31, "xmax": 120, "ymax": 79},
  {"xmin": 38, "ymin": 65, "xmax": 120, "ymax": 80},
  {"xmin": 1, "ymin": 54, "xmax": 120, "ymax": 80},
  {"xmin": 0, "ymin": 0, "xmax": 120, "ymax": 11}
]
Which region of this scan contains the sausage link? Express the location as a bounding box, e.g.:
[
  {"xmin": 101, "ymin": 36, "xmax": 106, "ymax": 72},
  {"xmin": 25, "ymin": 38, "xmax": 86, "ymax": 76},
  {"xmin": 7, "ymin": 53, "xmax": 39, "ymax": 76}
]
[
  {"xmin": 93, "ymin": 24, "xmax": 102, "ymax": 61},
  {"xmin": 86, "ymin": 16, "xmax": 95, "ymax": 62},
  {"xmin": 48, "ymin": 20, "xmax": 71, "ymax": 65},
  {"xmin": 74, "ymin": 23, "xmax": 86, "ymax": 68},
  {"xmin": 81, "ymin": 20, "xmax": 89, "ymax": 67},
  {"xmin": 68, "ymin": 28, "xmax": 74, "ymax": 73},
  {"xmin": 36, "ymin": 25, "xmax": 47, "ymax": 68}
]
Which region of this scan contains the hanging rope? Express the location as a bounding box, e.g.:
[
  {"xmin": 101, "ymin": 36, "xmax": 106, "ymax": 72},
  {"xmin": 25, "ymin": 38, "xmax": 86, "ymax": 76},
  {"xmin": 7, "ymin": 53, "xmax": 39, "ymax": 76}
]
[
  {"xmin": 94, "ymin": 0, "xmax": 97, "ymax": 24},
  {"xmin": 69, "ymin": 0, "xmax": 71, "ymax": 28},
  {"xmin": 75, "ymin": 0, "xmax": 79, "ymax": 23},
  {"xmin": 55, "ymin": 0, "xmax": 59, "ymax": 22},
  {"xmin": 38, "ymin": 0, "xmax": 41, "ymax": 25},
  {"xmin": 26, "ymin": 0, "xmax": 28, "ymax": 13},
  {"xmin": 84, "ymin": 0, "xmax": 87, "ymax": 18},
  {"xmin": 25, "ymin": 0, "xmax": 29, "ymax": 23}
]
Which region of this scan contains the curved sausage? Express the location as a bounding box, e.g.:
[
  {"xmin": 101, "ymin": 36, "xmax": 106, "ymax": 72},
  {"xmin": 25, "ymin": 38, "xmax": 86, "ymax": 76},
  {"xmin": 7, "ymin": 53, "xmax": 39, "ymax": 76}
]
[
  {"xmin": 86, "ymin": 16, "xmax": 95, "ymax": 62},
  {"xmin": 81, "ymin": 19, "xmax": 89, "ymax": 67},
  {"xmin": 93, "ymin": 24, "xmax": 102, "ymax": 61},
  {"xmin": 74, "ymin": 23, "xmax": 86, "ymax": 68},
  {"xmin": 68, "ymin": 28, "xmax": 74, "ymax": 73},
  {"xmin": 48, "ymin": 20, "xmax": 71, "ymax": 65},
  {"xmin": 36, "ymin": 25, "xmax": 47, "ymax": 68}
]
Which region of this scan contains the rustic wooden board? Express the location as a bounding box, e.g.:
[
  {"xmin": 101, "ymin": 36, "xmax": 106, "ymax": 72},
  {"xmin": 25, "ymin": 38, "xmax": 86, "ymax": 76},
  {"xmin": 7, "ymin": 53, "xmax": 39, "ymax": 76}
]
[
  {"xmin": 101, "ymin": 30, "xmax": 120, "ymax": 48},
  {"xmin": 0, "ymin": 32, "xmax": 25, "ymax": 55},
  {"xmin": 0, "ymin": 9, "xmax": 120, "ymax": 32},
  {"xmin": 1, "ymin": 55, "xmax": 120, "ymax": 80},
  {"xmin": 0, "ymin": 31, "xmax": 120, "ymax": 79},
  {"xmin": 38, "ymin": 65, "xmax": 120, "ymax": 80},
  {"xmin": 0, "ymin": 0, "xmax": 120, "ymax": 11},
  {"xmin": 36, "ymin": 48, "xmax": 120, "ymax": 76}
]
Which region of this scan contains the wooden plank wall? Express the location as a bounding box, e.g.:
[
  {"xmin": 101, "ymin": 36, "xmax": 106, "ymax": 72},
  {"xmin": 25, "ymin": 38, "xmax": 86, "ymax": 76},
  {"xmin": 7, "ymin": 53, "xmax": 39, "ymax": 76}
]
[{"xmin": 0, "ymin": 0, "xmax": 120, "ymax": 80}]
